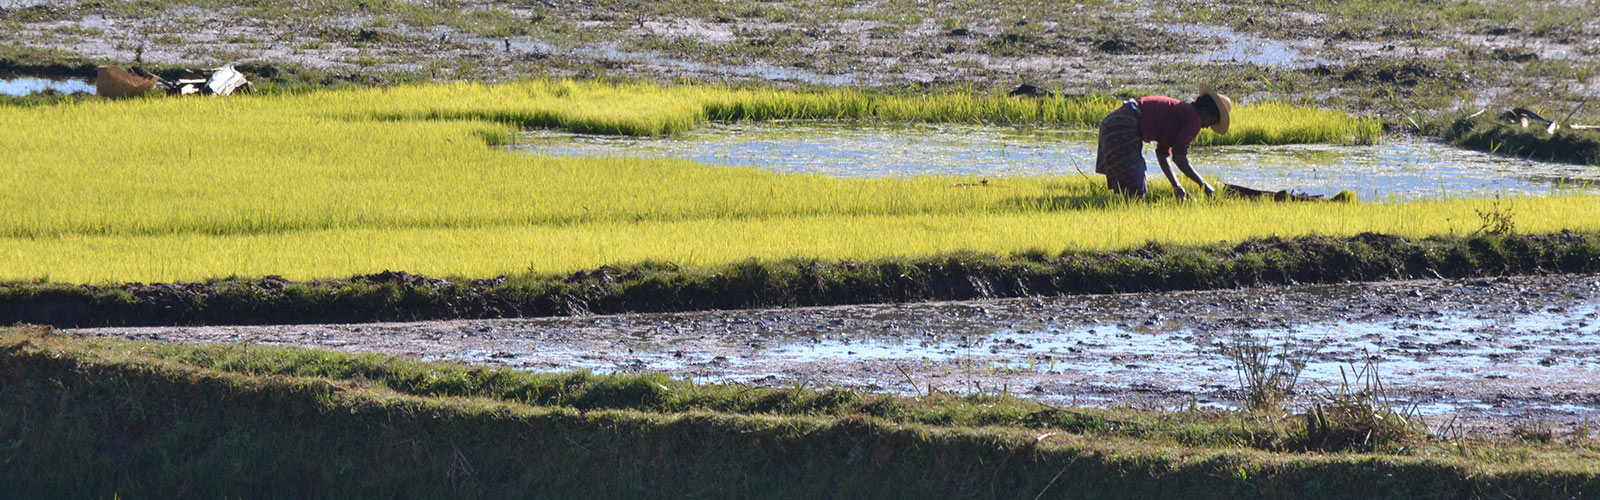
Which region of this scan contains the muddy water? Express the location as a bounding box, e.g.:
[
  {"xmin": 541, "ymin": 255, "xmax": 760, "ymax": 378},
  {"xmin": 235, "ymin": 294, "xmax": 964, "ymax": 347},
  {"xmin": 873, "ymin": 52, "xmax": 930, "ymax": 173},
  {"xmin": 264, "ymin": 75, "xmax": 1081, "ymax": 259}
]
[
  {"xmin": 0, "ymin": 74, "xmax": 94, "ymax": 96},
  {"xmin": 78, "ymin": 274, "xmax": 1600, "ymax": 435},
  {"xmin": 511, "ymin": 122, "xmax": 1599, "ymax": 200},
  {"xmin": 497, "ymin": 38, "xmax": 865, "ymax": 86},
  {"xmin": 1158, "ymin": 24, "xmax": 1331, "ymax": 68}
]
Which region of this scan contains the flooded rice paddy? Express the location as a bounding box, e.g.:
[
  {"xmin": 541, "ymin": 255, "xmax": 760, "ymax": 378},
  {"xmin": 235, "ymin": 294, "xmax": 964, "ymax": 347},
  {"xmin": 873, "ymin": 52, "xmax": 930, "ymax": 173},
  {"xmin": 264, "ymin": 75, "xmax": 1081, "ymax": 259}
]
[
  {"xmin": 80, "ymin": 274, "xmax": 1600, "ymax": 436},
  {"xmin": 514, "ymin": 122, "xmax": 1599, "ymax": 200}
]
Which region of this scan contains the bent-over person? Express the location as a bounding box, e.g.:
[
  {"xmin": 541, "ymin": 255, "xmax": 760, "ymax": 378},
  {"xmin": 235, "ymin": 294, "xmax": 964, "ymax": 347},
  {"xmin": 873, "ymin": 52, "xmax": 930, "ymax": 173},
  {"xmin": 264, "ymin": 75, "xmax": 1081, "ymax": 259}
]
[{"xmin": 1094, "ymin": 85, "xmax": 1232, "ymax": 199}]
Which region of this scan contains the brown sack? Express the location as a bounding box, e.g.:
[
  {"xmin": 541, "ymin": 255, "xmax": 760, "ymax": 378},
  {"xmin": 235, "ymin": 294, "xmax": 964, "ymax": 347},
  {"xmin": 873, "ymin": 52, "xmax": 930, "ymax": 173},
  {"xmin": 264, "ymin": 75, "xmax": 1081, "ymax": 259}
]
[{"xmin": 96, "ymin": 66, "xmax": 161, "ymax": 98}]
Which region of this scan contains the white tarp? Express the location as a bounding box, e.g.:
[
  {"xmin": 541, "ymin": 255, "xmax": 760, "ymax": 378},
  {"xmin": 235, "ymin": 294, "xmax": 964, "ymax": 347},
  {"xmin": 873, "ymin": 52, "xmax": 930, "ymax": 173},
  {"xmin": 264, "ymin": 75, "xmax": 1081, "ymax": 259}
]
[{"xmin": 205, "ymin": 65, "xmax": 249, "ymax": 96}]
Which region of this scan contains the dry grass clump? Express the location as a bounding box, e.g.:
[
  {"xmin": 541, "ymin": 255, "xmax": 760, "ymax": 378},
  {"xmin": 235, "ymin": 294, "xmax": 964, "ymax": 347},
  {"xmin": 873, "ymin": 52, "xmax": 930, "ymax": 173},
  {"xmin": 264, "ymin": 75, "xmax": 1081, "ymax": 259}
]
[
  {"xmin": 1225, "ymin": 335, "xmax": 1426, "ymax": 452},
  {"xmin": 1298, "ymin": 361, "xmax": 1427, "ymax": 452}
]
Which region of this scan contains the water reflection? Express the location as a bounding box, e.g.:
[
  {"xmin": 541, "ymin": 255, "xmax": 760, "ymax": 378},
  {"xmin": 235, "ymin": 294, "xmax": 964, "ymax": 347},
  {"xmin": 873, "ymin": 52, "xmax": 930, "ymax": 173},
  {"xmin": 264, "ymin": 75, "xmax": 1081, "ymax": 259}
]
[
  {"xmin": 0, "ymin": 74, "xmax": 95, "ymax": 96},
  {"xmin": 513, "ymin": 121, "xmax": 1598, "ymax": 200}
]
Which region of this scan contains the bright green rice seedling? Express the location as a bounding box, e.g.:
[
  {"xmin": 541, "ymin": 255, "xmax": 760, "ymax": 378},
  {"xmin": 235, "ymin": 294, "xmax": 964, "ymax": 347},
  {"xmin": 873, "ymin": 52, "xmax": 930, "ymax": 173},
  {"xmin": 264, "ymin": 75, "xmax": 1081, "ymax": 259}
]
[{"xmin": 0, "ymin": 80, "xmax": 1585, "ymax": 283}]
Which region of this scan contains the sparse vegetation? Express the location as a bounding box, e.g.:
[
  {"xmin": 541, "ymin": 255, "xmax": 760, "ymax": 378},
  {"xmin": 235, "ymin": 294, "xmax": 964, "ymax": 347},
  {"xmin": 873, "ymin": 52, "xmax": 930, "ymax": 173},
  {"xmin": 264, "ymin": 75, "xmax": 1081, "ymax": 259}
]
[
  {"xmin": 1227, "ymin": 334, "xmax": 1313, "ymax": 412},
  {"xmin": 1300, "ymin": 359, "xmax": 1428, "ymax": 453},
  {"xmin": 1473, "ymin": 196, "xmax": 1519, "ymax": 236}
]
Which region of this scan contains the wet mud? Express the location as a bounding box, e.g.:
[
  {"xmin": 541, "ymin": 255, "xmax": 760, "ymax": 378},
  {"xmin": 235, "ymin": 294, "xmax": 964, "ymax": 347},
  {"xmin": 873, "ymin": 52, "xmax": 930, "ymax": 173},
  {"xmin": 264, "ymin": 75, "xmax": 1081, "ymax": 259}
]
[
  {"xmin": 4, "ymin": 1, "xmax": 1592, "ymax": 99},
  {"xmin": 79, "ymin": 273, "xmax": 1600, "ymax": 437}
]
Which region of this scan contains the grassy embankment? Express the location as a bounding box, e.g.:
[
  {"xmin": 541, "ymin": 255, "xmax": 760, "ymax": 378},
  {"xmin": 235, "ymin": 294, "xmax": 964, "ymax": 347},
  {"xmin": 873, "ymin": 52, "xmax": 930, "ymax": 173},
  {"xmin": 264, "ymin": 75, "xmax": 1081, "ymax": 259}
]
[
  {"xmin": 11, "ymin": 79, "xmax": 1597, "ymax": 287},
  {"xmin": 2, "ymin": 328, "xmax": 1595, "ymax": 497},
  {"xmin": 1441, "ymin": 115, "xmax": 1600, "ymax": 166},
  {"xmin": 7, "ymin": 231, "xmax": 1599, "ymax": 327}
]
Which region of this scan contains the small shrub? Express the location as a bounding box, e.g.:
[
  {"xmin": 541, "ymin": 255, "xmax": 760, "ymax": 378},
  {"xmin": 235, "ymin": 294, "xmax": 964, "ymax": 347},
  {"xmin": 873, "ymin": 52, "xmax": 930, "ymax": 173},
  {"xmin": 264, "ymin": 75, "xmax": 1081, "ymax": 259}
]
[{"xmin": 1473, "ymin": 196, "xmax": 1517, "ymax": 236}]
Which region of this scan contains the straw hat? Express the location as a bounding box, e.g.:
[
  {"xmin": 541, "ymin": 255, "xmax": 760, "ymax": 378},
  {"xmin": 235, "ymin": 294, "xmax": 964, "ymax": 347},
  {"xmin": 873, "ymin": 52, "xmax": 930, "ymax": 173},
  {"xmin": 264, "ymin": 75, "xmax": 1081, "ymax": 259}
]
[{"xmin": 1198, "ymin": 84, "xmax": 1233, "ymax": 135}]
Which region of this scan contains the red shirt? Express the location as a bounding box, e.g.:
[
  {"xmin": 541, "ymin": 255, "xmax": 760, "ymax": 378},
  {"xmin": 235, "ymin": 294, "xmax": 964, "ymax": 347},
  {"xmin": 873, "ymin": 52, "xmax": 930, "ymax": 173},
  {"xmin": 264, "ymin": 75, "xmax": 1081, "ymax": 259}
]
[{"xmin": 1136, "ymin": 96, "xmax": 1201, "ymax": 158}]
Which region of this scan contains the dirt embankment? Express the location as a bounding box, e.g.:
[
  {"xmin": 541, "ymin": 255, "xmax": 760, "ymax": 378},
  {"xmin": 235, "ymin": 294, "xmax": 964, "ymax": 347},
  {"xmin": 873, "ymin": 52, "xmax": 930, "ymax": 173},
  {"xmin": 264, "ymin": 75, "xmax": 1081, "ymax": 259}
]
[
  {"xmin": 6, "ymin": 231, "xmax": 1599, "ymax": 328},
  {"xmin": 11, "ymin": 327, "xmax": 1597, "ymax": 498}
]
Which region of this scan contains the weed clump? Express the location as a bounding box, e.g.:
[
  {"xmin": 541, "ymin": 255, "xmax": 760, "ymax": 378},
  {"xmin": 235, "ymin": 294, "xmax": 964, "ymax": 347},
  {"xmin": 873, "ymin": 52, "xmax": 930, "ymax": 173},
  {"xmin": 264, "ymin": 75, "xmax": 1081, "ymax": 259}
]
[
  {"xmin": 1299, "ymin": 399, "xmax": 1417, "ymax": 452},
  {"xmin": 1224, "ymin": 334, "xmax": 1425, "ymax": 452},
  {"xmin": 1226, "ymin": 335, "xmax": 1312, "ymax": 413},
  {"xmin": 1510, "ymin": 421, "xmax": 1559, "ymax": 444},
  {"xmin": 1299, "ymin": 360, "xmax": 1427, "ymax": 452},
  {"xmin": 1473, "ymin": 196, "xmax": 1518, "ymax": 236}
]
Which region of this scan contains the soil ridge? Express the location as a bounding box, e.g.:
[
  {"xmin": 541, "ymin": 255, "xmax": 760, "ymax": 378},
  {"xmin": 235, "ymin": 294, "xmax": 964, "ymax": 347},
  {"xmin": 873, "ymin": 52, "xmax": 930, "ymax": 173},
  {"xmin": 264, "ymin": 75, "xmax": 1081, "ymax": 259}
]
[{"xmin": 5, "ymin": 231, "xmax": 1597, "ymax": 328}]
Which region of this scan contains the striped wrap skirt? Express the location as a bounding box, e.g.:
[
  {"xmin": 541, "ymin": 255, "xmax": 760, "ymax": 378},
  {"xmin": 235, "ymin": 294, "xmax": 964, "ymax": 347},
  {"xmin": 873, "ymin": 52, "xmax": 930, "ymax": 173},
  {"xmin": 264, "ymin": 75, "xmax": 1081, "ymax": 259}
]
[{"xmin": 1094, "ymin": 100, "xmax": 1147, "ymax": 197}]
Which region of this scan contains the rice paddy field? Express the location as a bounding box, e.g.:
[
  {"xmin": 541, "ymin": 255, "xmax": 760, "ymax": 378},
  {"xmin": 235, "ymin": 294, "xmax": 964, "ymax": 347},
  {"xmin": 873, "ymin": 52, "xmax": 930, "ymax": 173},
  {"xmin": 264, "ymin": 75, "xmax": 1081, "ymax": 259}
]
[
  {"xmin": 6, "ymin": 67, "xmax": 1600, "ymax": 499},
  {"xmin": 7, "ymin": 79, "xmax": 1599, "ymax": 283},
  {"xmin": 9, "ymin": 0, "xmax": 1600, "ymax": 495}
]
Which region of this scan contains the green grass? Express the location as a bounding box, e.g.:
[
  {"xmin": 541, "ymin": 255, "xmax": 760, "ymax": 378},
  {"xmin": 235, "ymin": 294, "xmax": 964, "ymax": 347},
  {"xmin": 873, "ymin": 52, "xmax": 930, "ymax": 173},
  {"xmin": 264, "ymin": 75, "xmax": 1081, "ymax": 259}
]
[
  {"xmin": 15, "ymin": 80, "xmax": 1600, "ymax": 286},
  {"xmin": 7, "ymin": 231, "xmax": 1598, "ymax": 328},
  {"xmin": 343, "ymin": 80, "xmax": 1380, "ymax": 140},
  {"xmin": 3, "ymin": 80, "xmax": 1577, "ymax": 285},
  {"xmin": 5, "ymin": 196, "xmax": 1600, "ymax": 283},
  {"xmin": 1442, "ymin": 114, "xmax": 1600, "ymax": 166},
  {"xmin": 2, "ymin": 327, "xmax": 1596, "ymax": 497}
]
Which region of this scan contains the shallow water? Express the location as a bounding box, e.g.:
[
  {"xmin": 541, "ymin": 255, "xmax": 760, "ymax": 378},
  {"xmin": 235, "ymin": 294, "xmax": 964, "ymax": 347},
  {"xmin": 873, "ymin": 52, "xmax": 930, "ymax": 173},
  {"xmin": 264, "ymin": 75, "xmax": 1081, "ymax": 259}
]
[
  {"xmin": 0, "ymin": 74, "xmax": 95, "ymax": 96},
  {"xmin": 497, "ymin": 38, "xmax": 864, "ymax": 86},
  {"xmin": 1159, "ymin": 24, "xmax": 1332, "ymax": 68},
  {"xmin": 512, "ymin": 122, "xmax": 1599, "ymax": 200},
  {"xmin": 435, "ymin": 286, "xmax": 1600, "ymax": 419}
]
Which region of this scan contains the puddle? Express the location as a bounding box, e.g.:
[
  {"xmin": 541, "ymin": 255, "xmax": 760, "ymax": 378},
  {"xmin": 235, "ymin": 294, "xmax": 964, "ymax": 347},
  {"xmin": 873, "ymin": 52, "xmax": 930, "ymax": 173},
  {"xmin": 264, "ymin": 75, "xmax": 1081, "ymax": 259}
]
[
  {"xmin": 512, "ymin": 122, "xmax": 1600, "ymax": 200},
  {"xmin": 1158, "ymin": 24, "xmax": 1332, "ymax": 68},
  {"xmin": 447, "ymin": 299, "xmax": 1597, "ymax": 410},
  {"xmin": 498, "ymin": 38, "xmax": 864, "ymax": 86},
  {"xmin": 0, "ymin": 74, "xmax": 95, "ymax": 96},
  {"xmin": 410, "ymin": 280, "xmax": 1600, "ymax": 422}
]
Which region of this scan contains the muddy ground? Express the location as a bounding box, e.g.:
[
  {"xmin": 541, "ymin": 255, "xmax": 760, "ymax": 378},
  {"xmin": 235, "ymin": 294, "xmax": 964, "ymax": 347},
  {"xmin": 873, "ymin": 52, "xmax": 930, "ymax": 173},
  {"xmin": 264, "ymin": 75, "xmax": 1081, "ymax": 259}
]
[
  {"xmin": 3, "ymin": 0, "xmax": 1597, "ymax": 117},
  {"xmin": 79, "ymin": 273, "xmax": 1600, "ymax": 438}
]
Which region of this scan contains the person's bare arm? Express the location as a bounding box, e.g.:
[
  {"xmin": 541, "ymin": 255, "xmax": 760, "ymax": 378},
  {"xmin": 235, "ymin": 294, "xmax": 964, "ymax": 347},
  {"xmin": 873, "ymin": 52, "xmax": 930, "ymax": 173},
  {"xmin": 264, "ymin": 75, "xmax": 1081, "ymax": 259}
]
[
  {"xmin": 1172, "ymin": 155, "xmax": 1216, "ymax": 197},
  {"xmin": 1156, "ymin": 154, "xmax": 1190, "ymax": 199}
]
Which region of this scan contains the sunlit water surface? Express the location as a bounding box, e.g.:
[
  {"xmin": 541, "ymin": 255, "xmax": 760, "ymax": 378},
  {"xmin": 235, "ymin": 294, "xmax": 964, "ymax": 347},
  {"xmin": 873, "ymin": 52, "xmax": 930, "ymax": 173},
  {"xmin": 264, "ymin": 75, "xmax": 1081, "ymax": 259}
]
[{"xmin": 513, "ymin": 122, "xmax": 1598, "ymax": 200}]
